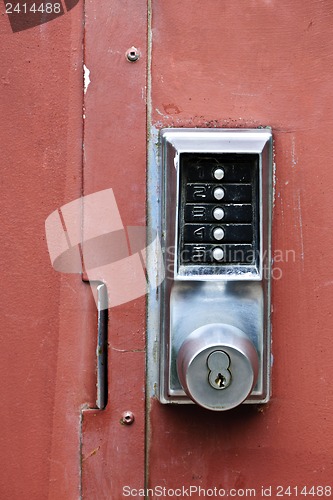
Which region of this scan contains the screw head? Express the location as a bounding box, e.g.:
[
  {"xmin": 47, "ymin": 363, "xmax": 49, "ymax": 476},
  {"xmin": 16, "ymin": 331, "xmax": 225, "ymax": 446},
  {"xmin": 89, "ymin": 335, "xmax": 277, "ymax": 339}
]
[
  {"xmin": 126, "ymin": 46, "xmax": 140, "ymax": 62},
  {"xmin": 120, "ymin": 411, "xmax": 135, "ymax": 425}
]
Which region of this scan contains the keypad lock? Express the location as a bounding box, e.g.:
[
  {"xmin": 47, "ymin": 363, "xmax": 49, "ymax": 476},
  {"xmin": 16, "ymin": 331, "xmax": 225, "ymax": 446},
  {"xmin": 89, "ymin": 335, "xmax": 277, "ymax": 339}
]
[
  {"xmin": 179, "ymin": 152, "xmax": 259, "ymax": 272},
  {"xmin": 157, "ymin": 128, "xmax": 273, "ymax": 411}
]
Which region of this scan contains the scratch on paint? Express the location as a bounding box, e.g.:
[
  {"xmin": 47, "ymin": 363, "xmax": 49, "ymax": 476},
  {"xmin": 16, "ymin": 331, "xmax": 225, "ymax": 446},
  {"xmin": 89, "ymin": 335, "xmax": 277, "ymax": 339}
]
[
  {"xmin": 314, "ymin": 280, "xmax": 333, "ymax": 292},
  {"xmin": 291, "ymin": 136, "xmax": 297, "ymax": 168},
  {"xmin": 1, "ymin": 68, "xmax": 11, "ymax": 85},
  {"xmin": 84, "ymin": 64, "xmax": 91, "ymax": 94},
  {"xmin": 231, "ymin": 92, "xmax": 259, "ymax": 97},
  {"xmin": 82, "ymin": 446, "xmax": 100, "ymax": 462},
  {"xmin": 272, "ymin": 161, "xmax": 277, "ymax": 208},
  {"xmin": 111, "ymin": 346, "xmax": 145, "ymax": 353},
  {"xmin": 296, "ymin": 190, "xmax": 304, "ymax": 268},
  {"xmin": 291, "ymin": 137, "xmax": 304, "ymax": 268}
]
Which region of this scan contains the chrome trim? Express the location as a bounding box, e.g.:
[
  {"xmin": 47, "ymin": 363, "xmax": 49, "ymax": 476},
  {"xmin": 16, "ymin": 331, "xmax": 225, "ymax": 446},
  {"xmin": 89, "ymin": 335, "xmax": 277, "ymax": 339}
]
[{"xmin": 154, "ymin": 128, "xmax": 273, "ymax": 407}]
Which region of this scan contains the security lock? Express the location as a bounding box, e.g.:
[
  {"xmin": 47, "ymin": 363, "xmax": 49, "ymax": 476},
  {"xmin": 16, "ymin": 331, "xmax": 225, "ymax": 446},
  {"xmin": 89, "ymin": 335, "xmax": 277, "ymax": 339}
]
[
  {"xmin": 156, "ymin": 128, "xmax": 273, "ymax": 411},
  {"xmin": 177, "ymin": 324, "xmax": 259, "ymax": 410}
]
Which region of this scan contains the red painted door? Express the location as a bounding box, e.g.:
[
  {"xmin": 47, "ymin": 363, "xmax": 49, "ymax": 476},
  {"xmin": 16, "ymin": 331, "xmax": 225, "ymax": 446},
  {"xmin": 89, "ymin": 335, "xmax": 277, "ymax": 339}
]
[
  {"xmin": 82, "ymin": 0, "xmax": 333, "ymax": 498},
  {"xmin": 1, "ymin": 1, "xmax": 333, "ymax": 499},
  {"xmin": 0, "ymin": 3, "xmax": 89, "ymax": 499},
  {"xmin": 147, "ymin": 0, "xmax": 333, "ymax": 494}
]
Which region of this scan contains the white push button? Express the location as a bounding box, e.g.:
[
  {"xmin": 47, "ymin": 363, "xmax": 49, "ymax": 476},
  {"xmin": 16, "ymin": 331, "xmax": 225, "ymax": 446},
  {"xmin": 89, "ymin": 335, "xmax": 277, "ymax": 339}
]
[
  {"xmin": 213, "ymin": 207, "xmax": 224, "ymax": 220},
  {"xmin": 212, "ymin": 247, "xmax": 224, "ymax": 261},
  {"xmin": 213, "ymin": 168, "xmax": 224, "ymax": 180},
  {"xmin": 213, "ymin": 187, "xmax": 225, "ymax": 200},
  {"xmin": 213, "ymin": 227, "xmax": 225, "ymax": 241}
]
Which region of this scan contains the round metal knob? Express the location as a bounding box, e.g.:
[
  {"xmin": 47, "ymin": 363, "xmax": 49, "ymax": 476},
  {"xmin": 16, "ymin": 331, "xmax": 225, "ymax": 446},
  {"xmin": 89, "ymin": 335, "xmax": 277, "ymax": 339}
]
[{"xmin": 177, "ymin": 323, "xmax": 259, "ymax": 411}]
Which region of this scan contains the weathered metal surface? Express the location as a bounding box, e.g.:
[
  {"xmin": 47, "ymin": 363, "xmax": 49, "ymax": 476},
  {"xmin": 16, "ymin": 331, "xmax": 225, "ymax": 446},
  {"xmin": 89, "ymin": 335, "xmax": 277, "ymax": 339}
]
[
  {"xmin": 148, "ymin": 0, "xmax": 333, "ymax": 491},
  {"xmin": 81, "ymin": 0, "xmax": 147, "ymax": 497},
  {"xmin": 0, "ymin": 3, "xmax": 91, "ymax": 499},
  {"xmin": 2, "ymin": 0, "xmax": 333, "ymax": 497}
]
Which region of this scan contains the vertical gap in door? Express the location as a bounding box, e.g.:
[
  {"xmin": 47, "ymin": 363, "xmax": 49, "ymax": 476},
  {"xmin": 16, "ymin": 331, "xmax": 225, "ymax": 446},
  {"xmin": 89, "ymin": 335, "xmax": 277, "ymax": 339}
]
[
  {"xmin": 79, "ymin": 0, "xmax": 86, "ymax": 498},
  {"xmin": 145, "ymin": 0, "xmax": 153, "ymax": 498}
]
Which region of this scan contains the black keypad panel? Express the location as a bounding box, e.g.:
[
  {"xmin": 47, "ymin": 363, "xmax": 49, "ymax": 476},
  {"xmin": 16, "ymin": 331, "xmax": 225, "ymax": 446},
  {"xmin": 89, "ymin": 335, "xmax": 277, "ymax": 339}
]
[{"xmin": 178, "ymin": 153, "xmax": 259, "ymax": 267}]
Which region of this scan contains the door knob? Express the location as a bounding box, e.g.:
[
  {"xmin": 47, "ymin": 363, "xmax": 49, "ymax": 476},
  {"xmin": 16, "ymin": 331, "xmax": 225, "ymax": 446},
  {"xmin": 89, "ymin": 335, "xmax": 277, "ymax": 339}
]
[{"xmin": 177, "ymin": 324, "xmax": 259, "ymax": 411}]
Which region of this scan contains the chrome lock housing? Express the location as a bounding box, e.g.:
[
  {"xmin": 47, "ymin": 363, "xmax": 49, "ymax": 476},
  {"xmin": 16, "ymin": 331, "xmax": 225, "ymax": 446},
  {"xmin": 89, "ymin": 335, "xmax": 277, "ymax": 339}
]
[{"xmin": 155, "ymin": 128, "xmax": 273, "ymax": 411}]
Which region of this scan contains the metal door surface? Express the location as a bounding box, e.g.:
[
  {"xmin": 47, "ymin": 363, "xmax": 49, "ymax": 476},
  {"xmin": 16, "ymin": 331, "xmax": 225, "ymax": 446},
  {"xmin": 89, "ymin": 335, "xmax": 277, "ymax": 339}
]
[
  {"xmin": 1, "ymin": 1, "xmax": 333, "ymax": 499},
  {"xmin": 148, "ymin": 0, "xmax": 333, "ymax": 490},
  {"xmin": 82, "ymin": 1, "xmax": 333, "ymax": 498},
  {"xmin": 0, "ymin": 2, "xmax": 88, "ymax": 499}
]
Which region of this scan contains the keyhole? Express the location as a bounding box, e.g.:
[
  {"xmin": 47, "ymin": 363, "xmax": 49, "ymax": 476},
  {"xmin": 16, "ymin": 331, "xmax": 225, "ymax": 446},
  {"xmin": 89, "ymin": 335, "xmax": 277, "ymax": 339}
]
[
  {"xmin": 215, "ymin": 373, "xmax": 226, "ymax": 388},
  {"xmin": 207, "ymin": 350, "xmax": 232, "ymax": 390}
]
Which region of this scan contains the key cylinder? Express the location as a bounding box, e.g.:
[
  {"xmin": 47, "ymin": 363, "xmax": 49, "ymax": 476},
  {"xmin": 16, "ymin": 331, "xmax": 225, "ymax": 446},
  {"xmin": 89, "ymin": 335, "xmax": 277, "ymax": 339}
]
[{"xmin": 177, "ymin": 324, "xmax": 259, "ymax": 411}]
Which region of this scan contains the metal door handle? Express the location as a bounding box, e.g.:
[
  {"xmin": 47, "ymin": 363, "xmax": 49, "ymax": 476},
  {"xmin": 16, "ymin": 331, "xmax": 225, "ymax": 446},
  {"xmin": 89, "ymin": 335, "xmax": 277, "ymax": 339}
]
[{"xmin": 96, "ymin": 283, "xmax": 108, "ymax": 409}]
